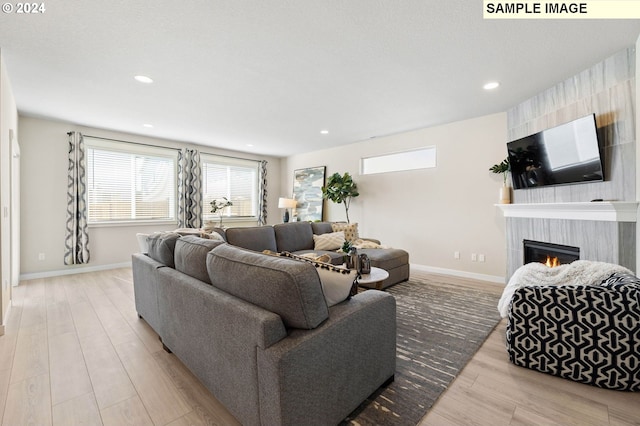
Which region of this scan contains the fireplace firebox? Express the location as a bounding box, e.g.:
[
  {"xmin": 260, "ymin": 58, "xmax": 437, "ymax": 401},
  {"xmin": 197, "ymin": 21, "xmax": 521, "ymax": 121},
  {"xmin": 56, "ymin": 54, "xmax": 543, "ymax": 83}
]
[{"xmin": 523, "ymin": 240, "xmax": 580, "ymax": 267}]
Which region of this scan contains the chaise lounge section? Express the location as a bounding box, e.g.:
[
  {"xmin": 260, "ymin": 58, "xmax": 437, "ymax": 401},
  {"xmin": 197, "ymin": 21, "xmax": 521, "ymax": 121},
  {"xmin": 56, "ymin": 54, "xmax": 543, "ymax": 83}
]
[{"xmin": 223, "ymin": 221, "xmax": 410, "ymax": 289}]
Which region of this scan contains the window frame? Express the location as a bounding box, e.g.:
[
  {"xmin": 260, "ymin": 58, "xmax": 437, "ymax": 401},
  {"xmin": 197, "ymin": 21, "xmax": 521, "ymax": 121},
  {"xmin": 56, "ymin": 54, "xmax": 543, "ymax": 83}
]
[
  {"xmin": 200, "ymin": 153, "xmax": 261, "ymax": 223},
  {"xmin": 84, "ymin": 137, "xmax": 179, "ymax": 227},
  {"xmin": 360, "ymin": 146, "xmax": 437, "ymax": 175}
]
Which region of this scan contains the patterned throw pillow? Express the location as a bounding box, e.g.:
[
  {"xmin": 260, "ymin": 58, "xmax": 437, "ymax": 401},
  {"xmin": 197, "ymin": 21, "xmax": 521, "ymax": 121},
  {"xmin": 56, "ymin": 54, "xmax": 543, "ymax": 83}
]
[
  {"xmin": 331, "ymin": 222, "xmax": 359, "ymax": 242},
  {"xmin": 279, "ymin": 251, "xmax": 355, "ymax": 307},
  {"xmin": 313, "ymin": 231, "xmax": 346, "ymax": 250},
  {"xmin": 599, "ymin": 272, "xmax": 640, "ymax": 289}
]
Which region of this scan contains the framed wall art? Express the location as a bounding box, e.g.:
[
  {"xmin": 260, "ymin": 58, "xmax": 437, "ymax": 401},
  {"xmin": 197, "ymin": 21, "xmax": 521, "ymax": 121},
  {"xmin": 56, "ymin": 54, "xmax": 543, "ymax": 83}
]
[{"xmin": 292, "ymin": 166, "xmax": 326, "ymax": 222}]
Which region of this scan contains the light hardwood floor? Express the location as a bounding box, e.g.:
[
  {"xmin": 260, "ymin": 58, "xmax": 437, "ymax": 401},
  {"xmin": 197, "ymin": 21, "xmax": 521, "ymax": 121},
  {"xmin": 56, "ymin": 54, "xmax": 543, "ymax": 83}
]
[
  {"xmin": 0, "ymin": 269, "xmax": 638, "ymax": 425},
  {"xmin": 420, "ymin": 274, "xmax": 640, "ymax": 426}
]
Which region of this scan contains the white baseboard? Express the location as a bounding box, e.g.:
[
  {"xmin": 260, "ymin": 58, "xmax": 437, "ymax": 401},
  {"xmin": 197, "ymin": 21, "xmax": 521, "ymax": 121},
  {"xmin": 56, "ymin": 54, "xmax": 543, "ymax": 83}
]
[
  {"xmin": 19, "ymin": 261, "xmax": 132, "ymax": 282},
  {"xmin": 411, "ymin": 263, "xmax": 505, "ymax": 285},
  {"xmin": 0, "ymin": 302, "xmax": 11, "ymax": 336},
  {"xmin": 18, "ymin": 260, "xmax": 505, "ymax": 286}
]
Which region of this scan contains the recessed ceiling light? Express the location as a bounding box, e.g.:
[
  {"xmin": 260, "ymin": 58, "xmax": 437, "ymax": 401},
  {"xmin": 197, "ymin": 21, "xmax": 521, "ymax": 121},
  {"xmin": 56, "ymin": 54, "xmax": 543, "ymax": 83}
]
[
  {"xmin": 483, "ymin": 81, "xmax": 500, "ymax": 90},
  {"xmin": 143, "ymin": 124, "xmax": 154, "ymax": 128},
  {"xmin": 320, "ymin": 130, "xmax": 329, "ymax": 135},
  {"xmin": 134, "ymin": 75, "xmax": 154, "ymax": 84}
]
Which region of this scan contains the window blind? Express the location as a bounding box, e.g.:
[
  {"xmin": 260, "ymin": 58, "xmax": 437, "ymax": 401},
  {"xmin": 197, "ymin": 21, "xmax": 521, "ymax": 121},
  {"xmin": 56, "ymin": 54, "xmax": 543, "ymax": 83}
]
[
  {"xmin": 202, "ymin": 155, "xmax": 259, "ymax": 220},
  {"xmin": 85, "ymin": 138, "xmax": 177, "ymax": 223}
]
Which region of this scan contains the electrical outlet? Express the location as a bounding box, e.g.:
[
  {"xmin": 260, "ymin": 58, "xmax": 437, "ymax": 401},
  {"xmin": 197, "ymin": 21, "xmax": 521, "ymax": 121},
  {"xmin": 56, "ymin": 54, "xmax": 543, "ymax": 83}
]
[
  {"xmin": 454, "ymin": 251, "xmax": 460, "ymax": 259},
  {"xmin": 471, "ymin": 253, "xmax": 477, "ymax": 262},
  {"xmin": 38, "ymin": 253, "xmax": 45, "ymax": 261},
  {"xmin": 479, "ymin": 254, "xmax": 486, "ymax": 262}
]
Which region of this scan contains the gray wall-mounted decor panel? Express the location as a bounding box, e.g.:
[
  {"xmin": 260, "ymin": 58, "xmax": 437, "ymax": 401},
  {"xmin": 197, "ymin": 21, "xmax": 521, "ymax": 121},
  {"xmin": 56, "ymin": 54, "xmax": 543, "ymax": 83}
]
[
  {"xmin": 506, "ymin": 47, "xmax": 636, "ymax": 204},
  {"xmin": 504, "ymin": 47, "xmax": 636, "ymax": 280}
]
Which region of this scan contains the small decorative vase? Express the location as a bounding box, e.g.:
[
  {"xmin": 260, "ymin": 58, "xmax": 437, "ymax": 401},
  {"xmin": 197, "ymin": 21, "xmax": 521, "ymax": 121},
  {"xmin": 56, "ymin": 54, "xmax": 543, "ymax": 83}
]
[
  {"xmin": 347, "ymin": 247, "xmax": 358, "ymax": 270},
  {"xmin": 499, "ymin": 185, "xmax": 511, "ymax": 204}
]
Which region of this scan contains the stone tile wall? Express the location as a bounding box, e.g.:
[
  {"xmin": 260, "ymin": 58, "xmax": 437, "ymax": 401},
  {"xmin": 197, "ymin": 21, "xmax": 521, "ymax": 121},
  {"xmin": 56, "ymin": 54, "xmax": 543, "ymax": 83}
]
[{"xmin": 505, "ymin": 47, "xmax": 636, "ymax": 278}]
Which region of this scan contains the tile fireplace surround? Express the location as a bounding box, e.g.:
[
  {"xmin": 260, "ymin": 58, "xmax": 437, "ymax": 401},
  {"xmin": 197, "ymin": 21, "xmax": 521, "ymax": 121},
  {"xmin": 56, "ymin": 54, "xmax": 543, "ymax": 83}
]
[{"xmin": 497, "ymin": 202, "xmax": 638, "ymax": 280}]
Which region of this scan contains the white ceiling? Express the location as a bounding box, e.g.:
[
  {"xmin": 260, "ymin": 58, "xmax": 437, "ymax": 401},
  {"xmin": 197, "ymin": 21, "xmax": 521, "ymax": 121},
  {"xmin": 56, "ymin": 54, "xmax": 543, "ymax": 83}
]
[{"xmin": 1, "ymin": 1, "xmax": 639, "ymax": 157}]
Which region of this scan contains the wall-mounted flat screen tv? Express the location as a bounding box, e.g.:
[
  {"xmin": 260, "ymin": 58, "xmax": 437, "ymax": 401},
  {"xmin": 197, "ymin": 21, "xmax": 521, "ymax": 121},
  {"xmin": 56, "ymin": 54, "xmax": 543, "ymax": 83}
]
[{"xmin": 507, "ymin": 114, "xmax": 604, "ymax": 190}]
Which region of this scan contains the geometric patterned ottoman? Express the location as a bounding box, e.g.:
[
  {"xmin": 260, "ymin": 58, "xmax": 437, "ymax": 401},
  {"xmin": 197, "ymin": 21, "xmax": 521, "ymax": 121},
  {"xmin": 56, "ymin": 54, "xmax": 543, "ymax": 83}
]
[{"xmin": 506, "ymin": 273, "xmax": 640, "ymax": 391}]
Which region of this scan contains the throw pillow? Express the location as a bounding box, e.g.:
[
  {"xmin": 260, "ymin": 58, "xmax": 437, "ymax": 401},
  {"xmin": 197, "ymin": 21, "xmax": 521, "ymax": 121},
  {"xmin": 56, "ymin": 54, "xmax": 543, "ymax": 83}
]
[
  {"xmin": 136, "ymin": 233, "xmax": 150, "ymax": 253},
  {"xmin": 147, "ymin": 232, "xmax": 181, "ymax": 268},
  {"xmin": 299, "ymin": 252, "xmax": 333, "ymax": 263},
  {"xmin": 313, "ymin": 231, "xmax": 346, "ymax": 251},
  {"xmin": 331, "ymin": 222, "xmax": 359, "ymax": 242},
  {"xmin": 280, "ymin": 251, "xmax": 355, "ymax": 307},
  {"xmin": 599, "ymin": 272, "xmax": 640, "ymax": 289}
]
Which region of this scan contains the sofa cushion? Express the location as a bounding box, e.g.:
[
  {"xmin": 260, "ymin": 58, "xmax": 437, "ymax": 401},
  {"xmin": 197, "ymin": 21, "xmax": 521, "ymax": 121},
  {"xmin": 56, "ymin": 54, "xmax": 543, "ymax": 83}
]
[
  {"xmin": 207, "ymin": 244, "xmax": 329, "ymax": 329},
  {"xmin": 225, "ymin": 226, "xmax": 277, "ymax": 252},
  {"xmin": 311, "ymin": 221, "xmax": 334, "ymax": 235},
  {"xmin": 274, "ymin": 222, "xmax": 314, "ymax": 252},
  {"xmin": 174, "ymin": 236, "xmax": 225, "ymax": 284},
  {"xmin": 280, "ymin": 252, "xmax": 355, "ymax": 307},
  {"xmin": 147, "ymin": 232, "xmax": 181, "ymax": 268},
  {"xmin": 359, "ymin": 248, "xmax": 409, "ymax": 271},
  {"xmin": 313, "ymin": 231, "xmax": 345, "ymax": 251}
]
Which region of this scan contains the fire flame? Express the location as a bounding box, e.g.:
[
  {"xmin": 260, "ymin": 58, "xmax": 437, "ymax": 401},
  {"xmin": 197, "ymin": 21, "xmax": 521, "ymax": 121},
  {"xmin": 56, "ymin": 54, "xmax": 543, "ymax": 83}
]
[{"xmin": 544, "ymin": 255, "xmax": 560, "ymax": 268}]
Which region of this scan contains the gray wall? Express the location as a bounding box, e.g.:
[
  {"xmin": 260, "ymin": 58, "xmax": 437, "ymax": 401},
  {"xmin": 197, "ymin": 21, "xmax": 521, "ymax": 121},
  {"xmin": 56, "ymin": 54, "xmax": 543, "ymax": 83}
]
[{"xmin": 505, "ymin": 47, "xmax": 636, "ymax": 278}]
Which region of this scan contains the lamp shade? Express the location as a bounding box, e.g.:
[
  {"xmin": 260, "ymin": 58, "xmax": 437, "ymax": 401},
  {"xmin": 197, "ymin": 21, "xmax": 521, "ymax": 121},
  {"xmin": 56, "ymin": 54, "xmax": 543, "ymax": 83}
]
[{"xmin": 278, "ymin": 197, "xmax": 297, "ymax": 208}]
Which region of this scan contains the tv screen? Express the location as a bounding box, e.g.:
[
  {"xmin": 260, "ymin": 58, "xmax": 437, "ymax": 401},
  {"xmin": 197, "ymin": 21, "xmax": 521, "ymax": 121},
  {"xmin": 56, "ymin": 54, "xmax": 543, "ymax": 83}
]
[{"xmin": 507, "ymin": 114, "xmax": 603, "ymax": 190}]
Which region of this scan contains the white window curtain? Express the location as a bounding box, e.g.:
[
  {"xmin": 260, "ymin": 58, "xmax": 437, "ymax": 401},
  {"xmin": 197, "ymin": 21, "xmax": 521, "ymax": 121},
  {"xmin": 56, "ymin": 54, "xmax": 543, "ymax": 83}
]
[
  {"xmin": 177, "ymin": 148, "xmax": 203, "ymax": 228},
  {"xmin": 64, "ymin": 131, "xmax": 90, "ymax": 265}
]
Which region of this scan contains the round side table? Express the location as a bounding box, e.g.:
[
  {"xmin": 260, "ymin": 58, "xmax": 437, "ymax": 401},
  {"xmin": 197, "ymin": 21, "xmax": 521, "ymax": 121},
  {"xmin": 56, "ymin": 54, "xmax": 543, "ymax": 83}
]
[{"xmin": 356, "ymin": 267, "xmax": 389, "ymax": 290}]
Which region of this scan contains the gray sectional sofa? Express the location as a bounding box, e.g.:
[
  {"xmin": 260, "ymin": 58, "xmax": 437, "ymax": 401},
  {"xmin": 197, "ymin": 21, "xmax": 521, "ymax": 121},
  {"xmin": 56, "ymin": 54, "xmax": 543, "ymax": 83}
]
[
  {"xmin": 223, "ymin": 221, "xmax": 410, "ymax": 289},
  {"xmin": 132, "ymin": 233, "xmax": 397, "ymax": 426}
]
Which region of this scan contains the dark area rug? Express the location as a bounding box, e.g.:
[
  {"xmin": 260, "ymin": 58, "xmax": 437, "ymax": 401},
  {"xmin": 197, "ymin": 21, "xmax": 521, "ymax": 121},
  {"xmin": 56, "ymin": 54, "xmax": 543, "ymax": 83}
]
[{"xmin": 342, "ymin": 275, "xmax": 502, "ymax": 426}]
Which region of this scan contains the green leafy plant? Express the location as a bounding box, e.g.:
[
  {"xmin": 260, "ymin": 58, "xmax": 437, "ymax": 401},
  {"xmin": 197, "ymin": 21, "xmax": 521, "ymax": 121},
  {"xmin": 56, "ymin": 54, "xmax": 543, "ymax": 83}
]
[
  {"xmin": 210, "ymin": 197, "xmax": 233, "ymax": 226},
  {"xmin": 340, "ymin": 240, "xmax": 353, "ymax": 253},
  {"xmin": 489, "ymin": 157, "xmax": 510, "ymax": 185},
  {"xmin": 322, "ymin": 172, "xmax": 360, "ymax": 223}
]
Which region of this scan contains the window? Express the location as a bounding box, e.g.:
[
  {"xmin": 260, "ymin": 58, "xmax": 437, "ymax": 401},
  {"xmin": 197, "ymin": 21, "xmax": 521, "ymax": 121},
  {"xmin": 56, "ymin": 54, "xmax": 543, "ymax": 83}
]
[
  {"xmin": 202, "ymin": 154, "xmax": 260, "ymax": 221},
  {"xmin": 85, "ymin": 138, "xmax": 177, "ymax": 224},
  {"xmin": 361, "ymin": 146, "xmax": 437, "ymax": 175}
]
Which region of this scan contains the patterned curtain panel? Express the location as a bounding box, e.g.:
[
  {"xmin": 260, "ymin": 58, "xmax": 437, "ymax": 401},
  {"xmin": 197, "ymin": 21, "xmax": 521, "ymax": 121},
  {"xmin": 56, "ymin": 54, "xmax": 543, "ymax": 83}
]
[
  {"xmin": 258, "ymin": 160, "xmax": 268, "ymax": 225},
  {"xmin": 64, "ymin": 131, "xmax": 90, "ymax": 265},
  {"xmin": 177, "ymin": 148, "xmax": 203, "ymax": 228}
]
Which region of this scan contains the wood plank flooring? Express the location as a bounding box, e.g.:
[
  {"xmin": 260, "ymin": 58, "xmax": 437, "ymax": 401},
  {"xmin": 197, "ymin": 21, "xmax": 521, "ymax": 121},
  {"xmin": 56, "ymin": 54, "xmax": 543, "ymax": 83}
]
[
  {"xmin": 419, "ymin": 274, "xmax": 640, "ymax": 426},
  {"xmin": 0, "ymin": 268, "xmax": 637, "ymax": 425}
]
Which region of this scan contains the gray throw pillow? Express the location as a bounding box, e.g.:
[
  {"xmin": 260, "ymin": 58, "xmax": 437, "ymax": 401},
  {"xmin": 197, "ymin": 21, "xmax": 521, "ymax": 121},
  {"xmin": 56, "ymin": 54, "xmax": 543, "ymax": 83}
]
[
  {"xmin": 174, "ymin": 236, "xmax": 225, "ymax": 284},
  {"xmin": 147, "ymin": 232, "xmax": 180, "ymax": 268},
  {"xmin": 207, "ymin": 244, "xmax": 329, "ymax": 330}
]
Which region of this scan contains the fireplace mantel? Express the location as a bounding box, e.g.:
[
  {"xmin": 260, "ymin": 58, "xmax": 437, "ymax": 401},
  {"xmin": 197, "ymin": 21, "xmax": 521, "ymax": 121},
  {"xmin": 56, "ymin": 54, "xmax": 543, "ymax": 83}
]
[{"xmin": 496, "ymin": 202, "xmax": 639, "ymax": 222}]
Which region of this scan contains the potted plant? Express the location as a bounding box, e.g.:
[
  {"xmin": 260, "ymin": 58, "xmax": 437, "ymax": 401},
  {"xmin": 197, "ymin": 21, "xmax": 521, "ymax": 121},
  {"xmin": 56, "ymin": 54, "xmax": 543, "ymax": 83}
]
[
  {"xmin": 322, "ymin": 172, "xmax": 360, "ymax": 223},
  {"xmin": 489, "ymin": 157, "xmax": 511, "ymax": 204},
  {"xmin": 210, "ymin": 197, "xmax": 233, "ymax": 227}
]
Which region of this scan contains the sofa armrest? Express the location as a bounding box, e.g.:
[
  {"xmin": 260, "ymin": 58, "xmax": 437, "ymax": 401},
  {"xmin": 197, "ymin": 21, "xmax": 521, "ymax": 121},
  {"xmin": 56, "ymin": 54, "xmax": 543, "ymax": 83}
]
[
  {"xmin": 507, "ymin": 284, "xmax": 640, "ymax": 390},
  {"xmin": 132, "ymin": 253, "xmax": 167, "ymax": 335},
  {"xmin": 257, "ymin": 290, "xmax": 396, "ymax": 426},
  {"xmin": 155, "ymin": 267, "xmax": 288, "ymax": 426}
]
